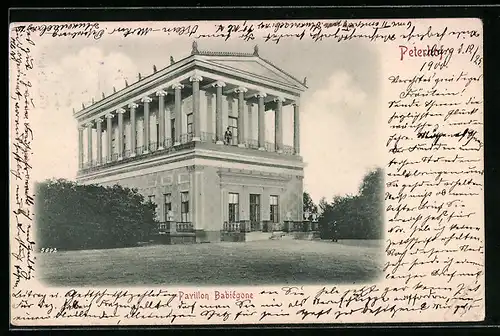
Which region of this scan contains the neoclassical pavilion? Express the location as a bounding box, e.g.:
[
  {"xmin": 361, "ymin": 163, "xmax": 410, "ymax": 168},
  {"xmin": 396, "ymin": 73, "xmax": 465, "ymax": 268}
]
[{"xmin": 75, "ymin": 42, "xmax": 307, "ymax": 243}]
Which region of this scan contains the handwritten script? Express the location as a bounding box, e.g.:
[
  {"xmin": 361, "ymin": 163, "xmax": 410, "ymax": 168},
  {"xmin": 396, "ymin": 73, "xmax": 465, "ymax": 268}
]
[
  {"xmin": 10, "ymin": 18, "xmax": 483, "ymax": 325},
  {"xmin": 383, "ymin": 18, "xmax": 484, "ymax": 322},
  {"xmin": 10, "ymin": 24, "xmax": 36, "ymax": 291}
]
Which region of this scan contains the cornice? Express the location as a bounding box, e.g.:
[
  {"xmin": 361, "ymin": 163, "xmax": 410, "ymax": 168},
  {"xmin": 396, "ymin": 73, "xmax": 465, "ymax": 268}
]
[
  {"xmin": 197, "ymin": 50, "xmax": 256, "ymax": 57},
  {"xmin": 78, "ymin": 145, "xmax": 303, "ymax": 182},
  {"xmin": 196, "ymin": 59, "xmax": 304, "ymax": 95},
  {"xmin": 217, "ymin": 169, "xmax": 292, "ymax": 182},
  {"xmin": 74, "ymin": 50, "xmax": 305, "ymax": 123}
]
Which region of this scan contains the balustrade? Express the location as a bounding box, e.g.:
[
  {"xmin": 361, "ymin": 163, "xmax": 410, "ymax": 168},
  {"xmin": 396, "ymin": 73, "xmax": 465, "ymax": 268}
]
[
  {"xmin": 80, "ymin": 134, "xmax": 297, "ymax": 175},
  {"xmin": 176, "ymin": 222, "xmax": 194, "ymax": 232},
  {"xmin": 158, "ymin": 221, "xmax": 194, "ymax": 234}
]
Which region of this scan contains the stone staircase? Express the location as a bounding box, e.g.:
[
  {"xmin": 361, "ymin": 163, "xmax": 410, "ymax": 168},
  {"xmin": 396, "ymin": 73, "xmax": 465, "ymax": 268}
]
[
  {"xmin": 269, "ymin": 231, "xmax": 295, "ymax": 240},
  {"xmin": 269, "ymin": 231, "xmax": 321, "ymax": 240}
]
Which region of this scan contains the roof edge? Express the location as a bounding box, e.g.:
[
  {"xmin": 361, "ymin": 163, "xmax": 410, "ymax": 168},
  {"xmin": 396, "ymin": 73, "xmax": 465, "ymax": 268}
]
[
  {"xmin": 73, "ymin": 54, "xmax": 195, "ymax": 118},
  {"xmin": 197, "ymin": 50, "xmax": 256, "ymax": 57},
  {"xmin": 258, "ymin": 56, "xmax": 308, "ymax": 90}
]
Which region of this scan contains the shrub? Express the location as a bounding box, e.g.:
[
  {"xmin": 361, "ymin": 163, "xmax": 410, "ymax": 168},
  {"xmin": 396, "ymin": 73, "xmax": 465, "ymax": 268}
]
[{"xmin": 35, "ymin": 179, "xmax": 157, "ymax": 251}]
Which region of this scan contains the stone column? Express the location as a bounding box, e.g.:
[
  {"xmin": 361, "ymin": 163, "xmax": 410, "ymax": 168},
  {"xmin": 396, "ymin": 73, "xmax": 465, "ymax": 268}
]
[
  {"xmin": 189, "ymin": 74, "xmax": 203, "ymax": 141},
  {"xmin": 235, "ymin": 87, "xmax": 248, "ymax": 147},
  {"xmin": 293, "ymin": 103, "xmax": 300, "ymax": 155},
  {"xmin": 212, "ymin": 81, "xmax": 226, "ymax": 144},
  {"xmin": 256, "ymin": 92, "xmax": 267, "ymax": 150},
  {"xmin": 128, "ymin": 102, "xmax": 138, "ymax": 157},
  {"xmin": 274, "ymin": 96, "xmax": 285, "ymax": 153},
  {"xmin": 117, "ymin": 108, "xmax": 126, "ymax": 160},
  {"xmin": 247, "ymin": 102, "xmax": 253, "ymax": 141},
  {"xmin": 85, "ymin": 122, "xmax": 93, "ymax": 165},
  {"xmin": 141, "ymin": 96, "xmax": 152, "ymax": 153},
  {"xmin": 156, "ymin": 90, "xmax": 167, "ymax": 149},
  {"xmin": 78, "ymin": 126, "xmax": 84, "ymax": 169},
  {"xmin": 206, "ymin": 92, "xmax": 214, "ymax": 137},
  {"xmin": 96, "ymin": 118, "xmax": 103, "ymax": 164},
  {"xmin": 172, "ymin": 83, "xmax": 184, "ymax": 145},
  {"xmin": 106, "ymin": 113, "xmax": 114, "ymax": 162}
]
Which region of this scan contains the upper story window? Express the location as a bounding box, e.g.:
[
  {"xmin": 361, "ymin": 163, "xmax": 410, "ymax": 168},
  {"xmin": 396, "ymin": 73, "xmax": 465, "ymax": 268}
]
[
  {"xmin": 227, "ymin": 116, "xmax": 238, "ymax": 145},
  {"xmin": 156, "ymin": 122, "xmax": 160, "ymax": 145},
  {"xmin": 187, "ymin": 114, "xmax": 193, "ymax": 135}
]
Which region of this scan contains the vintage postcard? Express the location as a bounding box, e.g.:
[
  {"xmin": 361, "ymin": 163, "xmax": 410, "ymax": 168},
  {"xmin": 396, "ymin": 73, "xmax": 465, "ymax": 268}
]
[{"xmin": 9, "ymin": 17, "xmax": 484, "ymax": 326}]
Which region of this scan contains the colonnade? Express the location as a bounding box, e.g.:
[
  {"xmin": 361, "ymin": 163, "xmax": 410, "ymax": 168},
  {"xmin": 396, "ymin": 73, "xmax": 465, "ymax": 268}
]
[{"xmin": 78, "ymin": 76, "xmax": 301, "ymax": 169}]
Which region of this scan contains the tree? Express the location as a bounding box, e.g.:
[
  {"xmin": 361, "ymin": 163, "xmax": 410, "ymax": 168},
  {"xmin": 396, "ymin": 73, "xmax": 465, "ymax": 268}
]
[
  {"xmin": 318, "ymin": 197, "xmax": 333, "ymax": 238},
  {"xmin": 317, "ymin": 168, "xmax": 384, "ymax": 240},
  {"xmin": 303, "ymin": 192, "xmax": 318, "ymax": 218},
  {"xmin": 357, "ymin": 168, "xmax": 384, "ymax": 239}
]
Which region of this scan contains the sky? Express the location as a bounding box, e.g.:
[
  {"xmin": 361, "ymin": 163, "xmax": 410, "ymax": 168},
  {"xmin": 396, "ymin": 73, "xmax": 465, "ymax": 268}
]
[{"xmin": 25, "ymin": 21, "xmax": 385, "ymax": 203}]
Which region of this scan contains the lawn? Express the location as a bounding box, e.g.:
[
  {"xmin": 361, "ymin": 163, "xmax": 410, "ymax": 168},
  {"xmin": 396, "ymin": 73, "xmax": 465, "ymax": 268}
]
[{"xmin": 36, "ymin": 239, "xmax": 384, "ymax": 287}]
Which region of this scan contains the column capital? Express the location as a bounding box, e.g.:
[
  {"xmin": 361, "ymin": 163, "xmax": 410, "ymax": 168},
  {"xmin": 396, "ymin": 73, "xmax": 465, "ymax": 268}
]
[
  {"xmin": 85, "ymin": 121, "xmax": 93, "ymax": 127},
  {"xmin": 116, "ymin": 108, "xmax": 126, "ymax": 114},
  {"xmin": 78, "ymin": 125, "xmax": 85, "ymax": 130},
  {"xmin": 105, "ymin": 113, "xmax": 114, "ymax": 119},
  {"xmin": 293, "ymin": 101, "xmax": 300, "ymax": 107},
  {"xmin": 128, "ymin": 102, "xmax": 139, "ymax": 109},
  {"xmin": 234, "ymin": 87, "xmax": 248, "ymax": 93},
  {"xmin": 141, "ymin": 96, "xmax": 153, "ymax": 103},
  {"xmin": 96, "ymin": 118, "xmax": 104, "ymax": 123},
  {"xmin": 274, "ymin": 96, "xmax": 286, "ymax": 103},
  {"xmin": 155, "ymin": 89, "xmax": 168, "ymax": 97},
  {"xmin": 212, "ymin": 81, "xmax": 226, "ymax": 88},
  {"xmin": 171, "ymin": 82, "xmax": 185, "ymax": 90},
  {"xmin": 189, "ymin": 74, "xmax": 203, "ymax": 82},
  {"xmin": 255, "ymin": 92, "xmax": 267, "ymax": 98}
]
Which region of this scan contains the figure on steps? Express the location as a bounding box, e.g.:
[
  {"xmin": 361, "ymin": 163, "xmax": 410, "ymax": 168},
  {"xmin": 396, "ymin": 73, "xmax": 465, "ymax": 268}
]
[{"xmin": 224, "ymin": 127, "xmax": 233, "ymax": 145}]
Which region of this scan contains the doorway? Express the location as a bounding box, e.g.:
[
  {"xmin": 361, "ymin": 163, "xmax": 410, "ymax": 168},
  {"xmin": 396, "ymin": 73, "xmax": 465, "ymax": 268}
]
[{"xmin": 249, "ymin": 194, "xmax": 261, "ymax": 231}]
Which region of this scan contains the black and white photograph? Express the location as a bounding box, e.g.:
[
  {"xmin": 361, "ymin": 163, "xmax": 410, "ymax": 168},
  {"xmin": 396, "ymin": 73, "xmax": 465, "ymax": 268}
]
[{"xmin": 31, "ymin": 23, "xmax": 385, "ymax": 287}]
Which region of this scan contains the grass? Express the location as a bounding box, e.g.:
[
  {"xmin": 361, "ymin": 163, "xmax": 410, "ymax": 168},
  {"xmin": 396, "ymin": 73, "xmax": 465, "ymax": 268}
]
[{"xmin": 36, "ymin": 239, "xmax": 384, "ymax": 287}]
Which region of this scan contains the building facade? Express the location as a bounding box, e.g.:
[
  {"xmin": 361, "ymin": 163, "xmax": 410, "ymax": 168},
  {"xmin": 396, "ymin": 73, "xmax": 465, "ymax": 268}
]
[{"xmin": 75, "ymin": 43, "xmax": 307, "ymax": 243}]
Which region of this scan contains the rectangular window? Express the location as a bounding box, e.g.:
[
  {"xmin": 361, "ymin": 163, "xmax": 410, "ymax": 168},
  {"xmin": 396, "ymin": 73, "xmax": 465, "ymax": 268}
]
[
  {"xmin": 228, "ymin": 193, "xmax": 239, "ymax": 223},
  {"xmin": 132, "ymin": 123, "xmax": 137, "ymax": 150},
  {"xmin": 187, "ymin": 114, "xmax": 193, "ymax": 135},
  {"xmin": 112, "ymin": 132, "xmax": 116, "ymax": 155},
  {"xmin": 156, "ymin": 122, "xmax": 160, "ymax": 145},
  {"xmin": 164, "ymin": 193, "xmax": 172, "ymax": 221},
  {"xmin": 228, "ymin": 116, "xmax": 238, "ymax": 145},
  {"xmin": 181, "ymin": 191, "xmax": 190, "ymax": 222},
  {"xmin": 270, "ymin": 195, "xmax": 279, "ymax": 223},
  {"xmin": 171, "ymin": 118, "xmax": 176, "ymax": 141}
]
